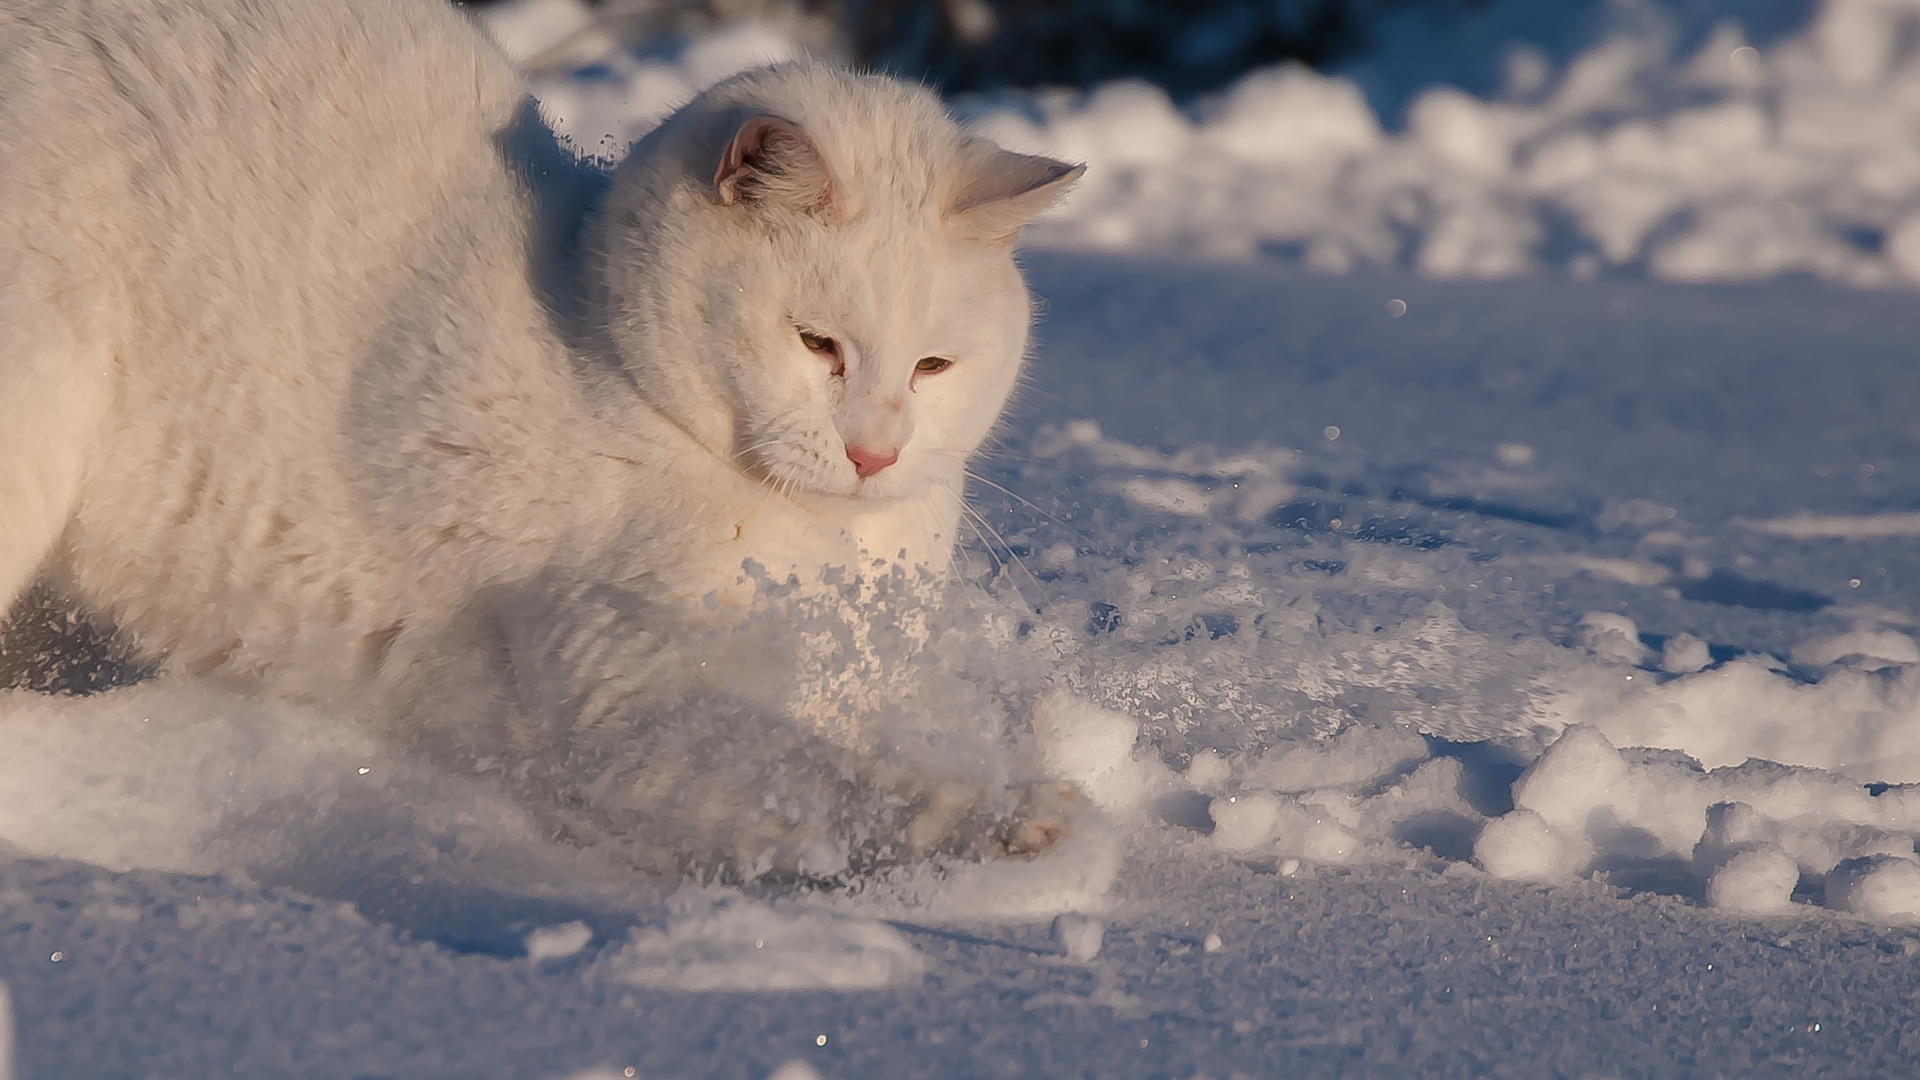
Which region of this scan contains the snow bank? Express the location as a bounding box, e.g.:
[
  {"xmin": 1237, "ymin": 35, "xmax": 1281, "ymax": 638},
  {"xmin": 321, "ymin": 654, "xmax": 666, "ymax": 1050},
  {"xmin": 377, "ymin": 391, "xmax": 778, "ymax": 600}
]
[
  {"xmin": 492, "ymin": 0, "xmax": 1920, "ymax": 289},
  {"xmin": 980, "ymin": 0, "xmax": 1920, "ymax": 286}
]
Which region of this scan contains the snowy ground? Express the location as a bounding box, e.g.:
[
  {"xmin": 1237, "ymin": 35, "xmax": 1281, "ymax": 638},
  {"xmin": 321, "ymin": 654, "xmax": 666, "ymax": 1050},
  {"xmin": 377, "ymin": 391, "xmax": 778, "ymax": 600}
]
[
  {"xmin": 10, "ymin": 0, "xmax": 1920, "ymax": 1075},
  {"xmin": 9, "ymin": 255, "xmax": 1920, "ymax": 1077}
]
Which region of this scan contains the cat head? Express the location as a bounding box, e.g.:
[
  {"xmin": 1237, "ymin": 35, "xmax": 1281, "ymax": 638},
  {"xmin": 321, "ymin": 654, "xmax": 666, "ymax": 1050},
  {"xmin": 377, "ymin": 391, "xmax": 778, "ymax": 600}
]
[{"xmin": 595, "ymin": 64, "xmax": 1081, "ymax": 505}]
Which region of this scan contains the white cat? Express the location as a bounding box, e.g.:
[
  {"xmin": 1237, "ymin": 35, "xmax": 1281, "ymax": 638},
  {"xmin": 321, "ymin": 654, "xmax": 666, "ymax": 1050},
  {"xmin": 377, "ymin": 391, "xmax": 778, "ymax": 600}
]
[{"xmin": 0, "ymin": 0, "xmax": 1082, "ymax": 878}]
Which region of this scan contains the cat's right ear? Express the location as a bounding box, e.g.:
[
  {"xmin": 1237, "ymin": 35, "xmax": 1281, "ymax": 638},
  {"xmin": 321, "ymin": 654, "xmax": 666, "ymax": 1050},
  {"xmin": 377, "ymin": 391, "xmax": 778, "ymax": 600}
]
[
  {"xmin": 945, "ymin": 140, "xmax": 1086, "ymax": 246},
  {"xmin": 712, "ymin": 114, "xmax": 843, "ymax": 222}
]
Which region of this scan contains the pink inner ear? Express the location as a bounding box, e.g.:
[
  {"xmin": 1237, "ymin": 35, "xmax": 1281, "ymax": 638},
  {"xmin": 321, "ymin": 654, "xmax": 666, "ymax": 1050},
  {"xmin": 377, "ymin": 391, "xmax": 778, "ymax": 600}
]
[{"xmin": 713, "ymin": 114, "xmax": 841, "ymax": 219}]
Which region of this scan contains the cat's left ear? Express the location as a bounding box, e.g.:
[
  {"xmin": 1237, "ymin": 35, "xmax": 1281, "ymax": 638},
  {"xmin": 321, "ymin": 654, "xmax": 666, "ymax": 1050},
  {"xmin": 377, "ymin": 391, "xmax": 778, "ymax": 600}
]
[
  {"xmin": 713, "ymin": 114, "xmax": 844, "ymax": 222},
  {"xmin": 945, "ymin": 140, "xmax": 1085, "ymax": 246}
]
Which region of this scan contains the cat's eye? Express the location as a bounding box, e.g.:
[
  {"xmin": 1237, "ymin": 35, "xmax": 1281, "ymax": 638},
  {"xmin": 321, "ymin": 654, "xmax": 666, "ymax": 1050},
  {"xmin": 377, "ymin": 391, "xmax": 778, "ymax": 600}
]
[
  {"xmin": 797, "ymin": 328, "xmax": 845, "ymax": 377},
  {"xmin": 914, "ymin": 356, "xmax": 954, "ymax": 375}
]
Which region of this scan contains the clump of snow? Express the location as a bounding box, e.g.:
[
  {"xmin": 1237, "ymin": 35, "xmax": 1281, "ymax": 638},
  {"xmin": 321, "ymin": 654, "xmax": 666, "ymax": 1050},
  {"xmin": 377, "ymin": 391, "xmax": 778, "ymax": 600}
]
[
  {"xmin": 1704, "ymin": 847, "xmax": 1800, "ymax": 915},
  {"xmin": 1205, "ymin": 727, "xmax": 1477, "ymax": 867},
  {"xmin": 1050, "ymin": 912, "xmax": 1105, "ymax": 961},
  {"xmin": 1474, "ymin": 724, "xmax": 1920, "ymax": 922},
  {"xmin": 1827, "ymin": 856, "xmax": 1920, "ymax": 921},
  {"xmin": 1661, "ymin": 633, "xmax": 1711, "ymax": 675},
  {"xmin": 1576, "ymin": 612, "xmax": 1651, "ymax": 667},
  {"xmin": 1032, "ymin": 690, "xmax": 1176, "ymax": 820},
  {"xmin": 525, "ymin": 920, "xmax": 594, "ymax": 962},
  {"xmin": 1792, "ymin": 629, "xmax": 1920, "ymax": 670},
  {"xmin": 1571, "ymin": 654, "xmax": 1920, "ymax": 781},
  {"xmin": 1475, "ymin": 811, "xmax": 1592, "ymax": 883}
]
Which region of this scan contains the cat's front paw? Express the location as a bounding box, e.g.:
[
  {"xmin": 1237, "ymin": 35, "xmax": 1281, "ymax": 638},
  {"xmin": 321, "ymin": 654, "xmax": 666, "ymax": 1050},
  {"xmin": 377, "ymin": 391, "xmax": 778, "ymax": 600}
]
[{"xmin": 996, "ymin": 780, "xmax": 1088, "ymax": 858}]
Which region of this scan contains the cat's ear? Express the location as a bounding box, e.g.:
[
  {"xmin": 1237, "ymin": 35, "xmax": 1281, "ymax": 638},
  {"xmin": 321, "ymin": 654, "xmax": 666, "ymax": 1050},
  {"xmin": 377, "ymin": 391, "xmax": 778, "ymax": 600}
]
[
  {"xmin": 712, "ymin": 114, "xmax": 843, "ymax": 221},
  {"xmin": 945, "ymin": 141, "xmax": 1085, "ymax": 246}
]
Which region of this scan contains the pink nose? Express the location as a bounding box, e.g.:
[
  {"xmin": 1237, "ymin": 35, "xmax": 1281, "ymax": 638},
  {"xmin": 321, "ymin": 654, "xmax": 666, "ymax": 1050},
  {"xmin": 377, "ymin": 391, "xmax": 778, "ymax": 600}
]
[{"xmin": 847, "ymin": 445, "xmax": 898, "ymax": 478}]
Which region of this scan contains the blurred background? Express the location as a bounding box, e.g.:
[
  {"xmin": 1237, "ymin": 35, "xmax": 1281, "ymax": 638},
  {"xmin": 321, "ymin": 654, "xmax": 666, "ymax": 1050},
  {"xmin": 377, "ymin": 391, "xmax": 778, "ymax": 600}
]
[
  {"xmin": 455, "ymin": 0, "xmax": 1816, "ymax": 105},
  {"xmin": 458, "ymin": 0, "xmax": 1920, "ymax": 289},
  {"xmin": 458, "ymin": 0, "xmax": 1480, "ymax": 99}
]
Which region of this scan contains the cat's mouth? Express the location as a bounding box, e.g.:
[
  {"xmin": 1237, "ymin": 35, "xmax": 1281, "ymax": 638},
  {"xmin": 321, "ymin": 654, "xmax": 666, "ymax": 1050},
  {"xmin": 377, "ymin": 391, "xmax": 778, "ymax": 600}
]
[
  {"xmin": 745, "ymin": 441, "xmax": 904, "ymax": 503},
  {"xmin": 748, "ymin": 457, "xmax": 876, "ymax": 504}
]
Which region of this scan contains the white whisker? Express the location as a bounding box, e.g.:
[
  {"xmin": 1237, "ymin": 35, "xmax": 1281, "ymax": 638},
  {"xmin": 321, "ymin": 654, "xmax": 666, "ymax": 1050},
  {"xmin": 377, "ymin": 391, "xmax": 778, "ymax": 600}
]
[{"xmin": 936, "ymin": 476, "xmax": 1043, "ymax": 611}]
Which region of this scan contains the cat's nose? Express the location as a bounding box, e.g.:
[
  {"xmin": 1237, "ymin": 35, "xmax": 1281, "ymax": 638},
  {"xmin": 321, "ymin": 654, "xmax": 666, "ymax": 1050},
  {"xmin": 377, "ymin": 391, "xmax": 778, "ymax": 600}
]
[{"xmin": 846, "ymin": 445, "xmax": 899, "ymax": 478}]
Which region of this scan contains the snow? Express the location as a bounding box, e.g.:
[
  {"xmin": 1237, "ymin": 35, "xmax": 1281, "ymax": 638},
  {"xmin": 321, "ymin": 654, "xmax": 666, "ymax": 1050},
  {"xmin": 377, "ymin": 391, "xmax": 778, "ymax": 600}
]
[
  {"xmin": 1048, "ymin": 912, "xmax": 1106, "ymax": 962},
  {"xmin": 976, "ymin": 0, "xmax": 1920, "ymax": 286},
  {"xmin": 525, "ymin": 920, "xmax": 594, "ymax": 962},
  {"xmin": 15, "ymin": 245, "xmax": 1920, "ymax": 1073},
  {"xmin": 11, "ymin": 0, "xmax": 1920, "ymax": 1073},
  {"xmin": 487, "ymin": 0, "xmax": 1920, "ymax": 289},
  {"xmin": 602, "ymin": 896, "xmax": 923, "ymax": 992}
]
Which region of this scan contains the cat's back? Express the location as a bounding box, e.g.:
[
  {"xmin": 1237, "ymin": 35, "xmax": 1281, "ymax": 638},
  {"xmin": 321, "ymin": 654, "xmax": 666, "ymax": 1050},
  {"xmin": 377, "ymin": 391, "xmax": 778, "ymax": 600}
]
[
  {"xmin": 0, "ymin": 0, "xmax": 525, "ymax": 283},
  {"xmin": 0, "ymin": 0, "xmax": 564, "ymax": 699}
]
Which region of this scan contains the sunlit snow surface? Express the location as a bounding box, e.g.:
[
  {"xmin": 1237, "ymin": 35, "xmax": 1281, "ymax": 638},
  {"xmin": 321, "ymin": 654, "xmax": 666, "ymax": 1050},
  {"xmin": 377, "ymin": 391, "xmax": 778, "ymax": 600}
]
[
  {"xmin": 13, "ymin": 1, "xmax": 1920, "ymax": 1073},
  {"xmin": 9, "ymin": 255, "xmax": 1920, "ymax": 1075}
]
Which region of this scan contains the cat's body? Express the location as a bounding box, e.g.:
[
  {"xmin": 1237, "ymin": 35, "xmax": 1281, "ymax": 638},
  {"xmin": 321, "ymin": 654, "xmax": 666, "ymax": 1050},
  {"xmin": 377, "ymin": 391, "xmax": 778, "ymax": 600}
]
[{"xmin": 0, "ymin": 0, "xmax": 1080, "ymax": 876}]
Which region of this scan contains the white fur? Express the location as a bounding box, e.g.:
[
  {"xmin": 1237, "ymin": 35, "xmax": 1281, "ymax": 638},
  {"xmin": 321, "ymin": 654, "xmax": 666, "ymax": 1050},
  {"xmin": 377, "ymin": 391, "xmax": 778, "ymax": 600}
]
[{"xmin": 0, "ymin": 0, "xmax": 1080, "ymax": 876}]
